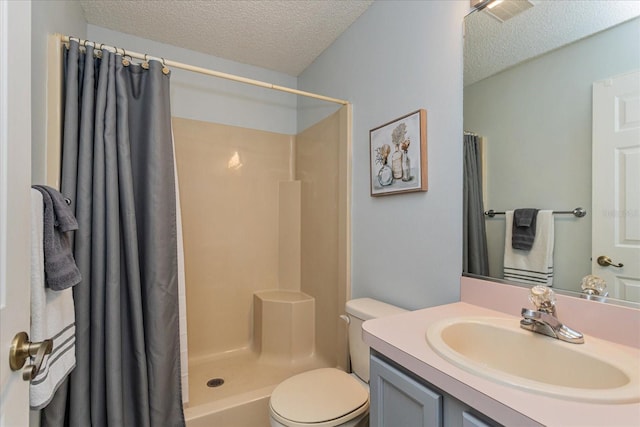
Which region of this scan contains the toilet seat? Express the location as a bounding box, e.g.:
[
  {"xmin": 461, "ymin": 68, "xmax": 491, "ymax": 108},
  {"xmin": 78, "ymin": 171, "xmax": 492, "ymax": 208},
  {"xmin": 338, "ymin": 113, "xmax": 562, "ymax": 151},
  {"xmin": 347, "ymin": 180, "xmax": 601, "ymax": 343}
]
[{"xmin": 270, "ymin": 368, "xmax": 369, "ymax": 427}]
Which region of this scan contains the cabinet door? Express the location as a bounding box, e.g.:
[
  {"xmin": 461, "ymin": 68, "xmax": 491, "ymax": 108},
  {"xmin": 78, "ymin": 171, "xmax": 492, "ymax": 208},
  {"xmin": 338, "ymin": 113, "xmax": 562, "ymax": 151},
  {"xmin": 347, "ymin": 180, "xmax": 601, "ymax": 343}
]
[
  {"xmin": 370, "ymin": 355, "xmax": 443, "ymax": 427},
  {"xmin": 463, "ymin": 411, "xmax": 494, "ymax": 427}
]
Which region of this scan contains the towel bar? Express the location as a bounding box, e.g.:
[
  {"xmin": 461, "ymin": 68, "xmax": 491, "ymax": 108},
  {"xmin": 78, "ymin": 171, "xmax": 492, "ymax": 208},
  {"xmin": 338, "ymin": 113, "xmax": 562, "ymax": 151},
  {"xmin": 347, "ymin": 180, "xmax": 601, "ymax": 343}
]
[{"xmin": 484, "ymin": 207, "xmax": 586, "ymax": 218}]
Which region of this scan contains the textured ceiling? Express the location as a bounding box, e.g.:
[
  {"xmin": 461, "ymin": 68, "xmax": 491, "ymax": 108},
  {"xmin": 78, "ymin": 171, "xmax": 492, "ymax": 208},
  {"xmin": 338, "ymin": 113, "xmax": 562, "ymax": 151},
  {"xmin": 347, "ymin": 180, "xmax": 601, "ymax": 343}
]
[
  {"xmin": 78, "ymin": 1, "xmax": 639, "ymax": 82},
  {"xmin": 465, "ymin": 0, "xmax": 640, "ymax": 86},
  {"xmin": 79, "ymin": 0, "xmax": 374, "ymax": 77}
]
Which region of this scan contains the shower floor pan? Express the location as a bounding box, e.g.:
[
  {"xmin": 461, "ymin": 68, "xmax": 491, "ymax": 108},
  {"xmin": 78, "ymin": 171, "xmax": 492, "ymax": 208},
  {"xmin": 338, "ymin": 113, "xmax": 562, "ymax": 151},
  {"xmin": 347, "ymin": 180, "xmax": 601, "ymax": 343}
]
[{"xmin": 184, "ymin": 348, "xmax": 331, "ymax": 426}]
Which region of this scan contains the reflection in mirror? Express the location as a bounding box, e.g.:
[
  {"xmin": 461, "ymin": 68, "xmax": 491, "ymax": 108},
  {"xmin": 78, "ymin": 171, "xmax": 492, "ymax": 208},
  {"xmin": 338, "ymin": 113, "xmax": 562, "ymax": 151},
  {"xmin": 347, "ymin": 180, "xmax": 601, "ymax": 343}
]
[{"xmin": 463, "ymin": 1, "xmax": 640, "ymax": 306}]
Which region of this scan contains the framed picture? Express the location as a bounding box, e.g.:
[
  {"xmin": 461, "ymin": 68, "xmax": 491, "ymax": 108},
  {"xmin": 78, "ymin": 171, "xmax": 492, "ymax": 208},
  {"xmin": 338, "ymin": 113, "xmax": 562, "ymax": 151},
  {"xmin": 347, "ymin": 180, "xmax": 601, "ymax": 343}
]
[{"xmin": 369, "ymin": 109, "xmax": 427, "ymax": 196}]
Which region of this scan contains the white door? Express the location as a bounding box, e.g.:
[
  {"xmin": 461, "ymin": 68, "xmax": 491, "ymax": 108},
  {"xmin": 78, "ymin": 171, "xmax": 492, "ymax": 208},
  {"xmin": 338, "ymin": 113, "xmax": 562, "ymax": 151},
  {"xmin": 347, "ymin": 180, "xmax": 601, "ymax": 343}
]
[
  {"xmin": 592, "ymin": 70, "xmax": 640, "ymax": 302},
  {"xmin": 0, "ymin": 0, "xmax": 32, "ymax": 425}
]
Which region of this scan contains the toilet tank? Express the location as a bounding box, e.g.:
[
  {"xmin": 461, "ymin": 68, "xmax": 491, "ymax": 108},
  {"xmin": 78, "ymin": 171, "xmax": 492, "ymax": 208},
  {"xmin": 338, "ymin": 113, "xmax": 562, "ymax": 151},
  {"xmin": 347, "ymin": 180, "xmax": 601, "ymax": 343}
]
[{"xmin": 345, "ymin": 298, "xmax": 407, "ymax": 383}]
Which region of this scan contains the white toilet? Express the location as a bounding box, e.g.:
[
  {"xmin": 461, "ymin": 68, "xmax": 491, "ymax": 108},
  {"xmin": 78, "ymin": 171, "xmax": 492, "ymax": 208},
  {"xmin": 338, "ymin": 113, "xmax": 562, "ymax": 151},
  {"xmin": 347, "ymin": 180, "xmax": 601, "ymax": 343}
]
[{"xmin": 269, "ymin": 298, "xmax": 407, "ymax": 427}]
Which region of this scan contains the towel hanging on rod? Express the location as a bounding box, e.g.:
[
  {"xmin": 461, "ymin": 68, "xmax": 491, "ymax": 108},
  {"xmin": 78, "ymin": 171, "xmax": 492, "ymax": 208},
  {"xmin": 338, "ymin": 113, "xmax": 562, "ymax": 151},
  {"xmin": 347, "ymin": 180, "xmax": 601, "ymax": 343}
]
[{"xmin": 484, "ymin": 207, "xmax": 586, "ymax": 218}]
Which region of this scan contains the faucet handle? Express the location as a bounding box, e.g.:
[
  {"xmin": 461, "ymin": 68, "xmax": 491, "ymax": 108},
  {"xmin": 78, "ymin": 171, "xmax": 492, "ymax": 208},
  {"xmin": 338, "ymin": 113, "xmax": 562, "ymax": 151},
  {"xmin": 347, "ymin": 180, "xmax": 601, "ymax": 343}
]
[
  {"xmin": 529, "ymin": 285, "xmax": 556, "ymax": 313},
  {"xmin": 580, "ymin": 274, "xmax": 607, "ymax": 296}
]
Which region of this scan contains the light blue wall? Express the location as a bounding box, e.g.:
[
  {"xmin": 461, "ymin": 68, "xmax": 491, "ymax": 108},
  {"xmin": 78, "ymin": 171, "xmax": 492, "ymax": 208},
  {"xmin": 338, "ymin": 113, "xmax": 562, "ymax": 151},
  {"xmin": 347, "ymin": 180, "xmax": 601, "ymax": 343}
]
[
  {"xmin": 87, "ymin": 25, "xmax": 298, "ymax": 135},
  {"xmin": 298, "ymin": 1, "xmax": 469, "ymax": 310},
  {"xmin": 464, "ymin": 17, "xmax": 640, "ymax": 293},
  {"xmin": 31, "ymin": 0, "xmax": 87, "ymax": 183}
]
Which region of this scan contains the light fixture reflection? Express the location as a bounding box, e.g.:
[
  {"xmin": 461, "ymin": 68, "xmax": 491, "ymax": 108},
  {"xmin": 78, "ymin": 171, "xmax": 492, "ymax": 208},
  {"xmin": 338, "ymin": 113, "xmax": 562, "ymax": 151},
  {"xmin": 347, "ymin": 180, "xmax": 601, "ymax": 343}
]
[
  {"xmin": 487, "ymin": 0, "xmax": 504, "ymax": 9},
  {"xmin": 228, "ymin": 151, "xmax": 243, "ymax": 170}
]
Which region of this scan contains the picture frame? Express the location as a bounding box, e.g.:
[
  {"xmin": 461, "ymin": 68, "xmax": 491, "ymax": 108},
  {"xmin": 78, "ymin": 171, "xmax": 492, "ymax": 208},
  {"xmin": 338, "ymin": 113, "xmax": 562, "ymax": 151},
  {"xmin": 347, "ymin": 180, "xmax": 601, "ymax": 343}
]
[{"xmin": 369, "ymin": 109, "xmax": 427, "ymax": 196}]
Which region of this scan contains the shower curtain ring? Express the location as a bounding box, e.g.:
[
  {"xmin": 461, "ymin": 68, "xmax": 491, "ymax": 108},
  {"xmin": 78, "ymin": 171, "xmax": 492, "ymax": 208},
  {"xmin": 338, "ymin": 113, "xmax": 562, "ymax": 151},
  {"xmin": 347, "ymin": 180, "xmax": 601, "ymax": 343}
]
[
  {"xmin": 161, "ymin": 57, "xmax": 170, "ymax": 75},
  {"xmin": 141, "ymin": 53, "xmax": 150, "ymax": 70},
  {"xmin": 95, "ymin": 43, "xmax": 104, "ymax": 59},
  {"xmin": 64, "ymin": 36, "xmax": 73, "ymax": 50},
  {"xmin": 121, "ymin": 48, "xmax": 130, "ymax": 67}
]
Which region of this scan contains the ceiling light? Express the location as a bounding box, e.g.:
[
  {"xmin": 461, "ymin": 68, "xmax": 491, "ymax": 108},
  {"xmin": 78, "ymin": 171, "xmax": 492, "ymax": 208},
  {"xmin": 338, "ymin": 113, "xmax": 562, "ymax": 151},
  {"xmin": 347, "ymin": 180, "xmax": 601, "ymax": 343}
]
[{"xmin": 485, "ymin": 0, "xmax": 535, "ymax": 22}]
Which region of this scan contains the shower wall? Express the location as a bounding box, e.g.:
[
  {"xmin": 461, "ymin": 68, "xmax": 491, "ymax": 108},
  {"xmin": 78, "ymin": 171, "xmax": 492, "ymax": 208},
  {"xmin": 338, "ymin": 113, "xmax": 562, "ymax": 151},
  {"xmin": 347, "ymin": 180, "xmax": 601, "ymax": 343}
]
[
  {"xmin": 296, "ymin": 108, "xmax": 349, "ymax": 368},
  {"xmin": 173, "ymin": 118, "xmax": 293, "ymax": 361},
  {"xmin": 173, "ymin": 108, "xmax": 348, "ymax": 366}
]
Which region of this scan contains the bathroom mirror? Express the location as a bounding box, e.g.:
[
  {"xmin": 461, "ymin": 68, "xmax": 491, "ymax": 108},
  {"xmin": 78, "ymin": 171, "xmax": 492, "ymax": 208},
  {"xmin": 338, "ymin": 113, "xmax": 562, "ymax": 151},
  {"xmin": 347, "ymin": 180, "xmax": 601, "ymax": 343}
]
[{"xmin": 463, "ymin": 1, "xmax": 640, "ymax": 306}]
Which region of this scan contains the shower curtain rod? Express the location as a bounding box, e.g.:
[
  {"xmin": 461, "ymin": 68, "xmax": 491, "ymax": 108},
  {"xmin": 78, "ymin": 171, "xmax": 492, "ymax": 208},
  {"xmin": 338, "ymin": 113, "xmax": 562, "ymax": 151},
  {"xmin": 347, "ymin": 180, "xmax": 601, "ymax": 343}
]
[{"xmin": 58, "ymin": 34, "xmax": 349, "ymax": 106}]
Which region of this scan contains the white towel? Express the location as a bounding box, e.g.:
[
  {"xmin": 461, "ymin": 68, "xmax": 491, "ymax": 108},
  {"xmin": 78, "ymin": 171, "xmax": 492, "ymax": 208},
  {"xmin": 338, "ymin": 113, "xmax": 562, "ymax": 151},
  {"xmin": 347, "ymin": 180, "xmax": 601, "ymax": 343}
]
[
  {"xmin": 30, "ymin": 189, "xmax": 76, "ymax": 410},
  {"xmin": 503, "ymin": 210, "xmax": 554, "ymax": 286}
]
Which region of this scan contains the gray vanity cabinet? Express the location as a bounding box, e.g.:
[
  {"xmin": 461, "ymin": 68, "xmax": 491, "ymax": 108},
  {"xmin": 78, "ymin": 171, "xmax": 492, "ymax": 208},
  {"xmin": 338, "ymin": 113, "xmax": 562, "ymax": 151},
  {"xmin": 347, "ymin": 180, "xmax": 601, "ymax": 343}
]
[
  {"xmin": 370, "ymin": 354, "xmax": 443, "ymax": 426},
  {"xmin": 370, "ymin": 353, "xmax": 501, "ymax": 427}
]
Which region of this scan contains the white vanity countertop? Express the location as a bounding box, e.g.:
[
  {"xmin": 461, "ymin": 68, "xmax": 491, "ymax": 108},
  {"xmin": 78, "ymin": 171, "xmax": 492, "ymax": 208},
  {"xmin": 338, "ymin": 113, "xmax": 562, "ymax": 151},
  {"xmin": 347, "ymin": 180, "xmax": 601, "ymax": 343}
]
[{"xmin": 362, "ymin": 302, "xmax": 640, "ymax": 427}]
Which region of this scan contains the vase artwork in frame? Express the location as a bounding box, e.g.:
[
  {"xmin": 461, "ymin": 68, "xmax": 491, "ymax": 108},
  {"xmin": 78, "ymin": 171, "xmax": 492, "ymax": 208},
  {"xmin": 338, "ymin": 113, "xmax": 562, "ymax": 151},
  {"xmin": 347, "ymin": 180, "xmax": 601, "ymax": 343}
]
[{"xmin": 369, "ymin": 109, "xmax": 427, "ymax": 196}]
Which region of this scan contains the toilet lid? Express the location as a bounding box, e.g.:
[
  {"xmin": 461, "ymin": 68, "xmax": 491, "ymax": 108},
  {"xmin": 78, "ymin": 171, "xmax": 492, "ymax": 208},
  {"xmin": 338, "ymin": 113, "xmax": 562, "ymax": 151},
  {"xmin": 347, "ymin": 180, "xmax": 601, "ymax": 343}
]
[{"xmin": 270, "ymin": 368, "xmax": 369, "ymax": 424}]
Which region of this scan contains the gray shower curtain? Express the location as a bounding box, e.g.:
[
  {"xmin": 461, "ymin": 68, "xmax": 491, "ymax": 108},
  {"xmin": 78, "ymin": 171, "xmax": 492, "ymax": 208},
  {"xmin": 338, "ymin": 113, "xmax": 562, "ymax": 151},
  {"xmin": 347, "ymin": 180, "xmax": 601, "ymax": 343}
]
[
  {"xmin": 42, "ymin": 39, "xmax": 184, "ymax": 427},
  {"xmin": 463, "ymin": 133, "xmax": 490, "ymax": 276}
]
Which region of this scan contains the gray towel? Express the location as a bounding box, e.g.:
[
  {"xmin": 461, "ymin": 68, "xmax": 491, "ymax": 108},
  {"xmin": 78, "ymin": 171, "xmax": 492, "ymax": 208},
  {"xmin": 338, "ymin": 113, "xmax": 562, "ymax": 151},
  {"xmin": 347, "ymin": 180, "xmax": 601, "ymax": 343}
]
[
  {"xmin": 512, "ymin": 208, "xmax": 539, "ymax": 251},
  {"xmin": 32, "ymin": 185, "xmax": 82, "ymax": 290}
]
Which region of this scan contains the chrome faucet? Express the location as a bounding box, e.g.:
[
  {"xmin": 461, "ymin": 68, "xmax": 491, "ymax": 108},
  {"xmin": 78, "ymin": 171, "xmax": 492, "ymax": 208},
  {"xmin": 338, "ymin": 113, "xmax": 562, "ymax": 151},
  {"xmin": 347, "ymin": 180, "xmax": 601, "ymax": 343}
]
[{"xmin": 520, "ymin": 285, "xmax": 584, "ymax": 344}]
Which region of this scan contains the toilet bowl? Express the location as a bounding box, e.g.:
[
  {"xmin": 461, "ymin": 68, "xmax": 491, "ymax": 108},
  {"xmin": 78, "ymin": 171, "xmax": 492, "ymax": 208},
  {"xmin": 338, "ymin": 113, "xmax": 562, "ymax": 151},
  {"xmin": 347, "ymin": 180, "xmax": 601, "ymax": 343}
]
[{"xmin": 268, "ymin": 298, "xmax": 406, "ymax": 427}]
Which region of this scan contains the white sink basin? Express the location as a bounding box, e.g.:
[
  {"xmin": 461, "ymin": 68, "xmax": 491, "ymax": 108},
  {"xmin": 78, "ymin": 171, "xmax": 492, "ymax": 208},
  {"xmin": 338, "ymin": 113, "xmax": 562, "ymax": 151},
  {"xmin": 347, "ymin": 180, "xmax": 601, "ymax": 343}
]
[{"xmin": 426, "ymin": 316, "xmax": 640, "ymax": 404}]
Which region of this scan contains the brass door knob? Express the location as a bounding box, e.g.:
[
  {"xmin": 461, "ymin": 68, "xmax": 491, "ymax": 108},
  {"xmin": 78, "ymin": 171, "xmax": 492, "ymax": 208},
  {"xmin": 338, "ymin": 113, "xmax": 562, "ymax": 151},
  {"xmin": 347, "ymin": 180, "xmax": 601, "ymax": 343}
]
[
  {"xmin": 597, "ymin": 255, "xmax": 624, "ymax": 268},
  {"xmin": 9, "ymin": 332, "xmax": 53, "ymax": 381}
]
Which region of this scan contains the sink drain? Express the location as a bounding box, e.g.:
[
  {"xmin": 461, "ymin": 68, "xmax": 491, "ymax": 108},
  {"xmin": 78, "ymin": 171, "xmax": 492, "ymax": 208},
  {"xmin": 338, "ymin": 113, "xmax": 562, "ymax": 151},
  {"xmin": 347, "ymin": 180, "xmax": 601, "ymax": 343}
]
[{"xmin": 207, "ymin": 378, "xmax": 224, "ymax": 388}]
